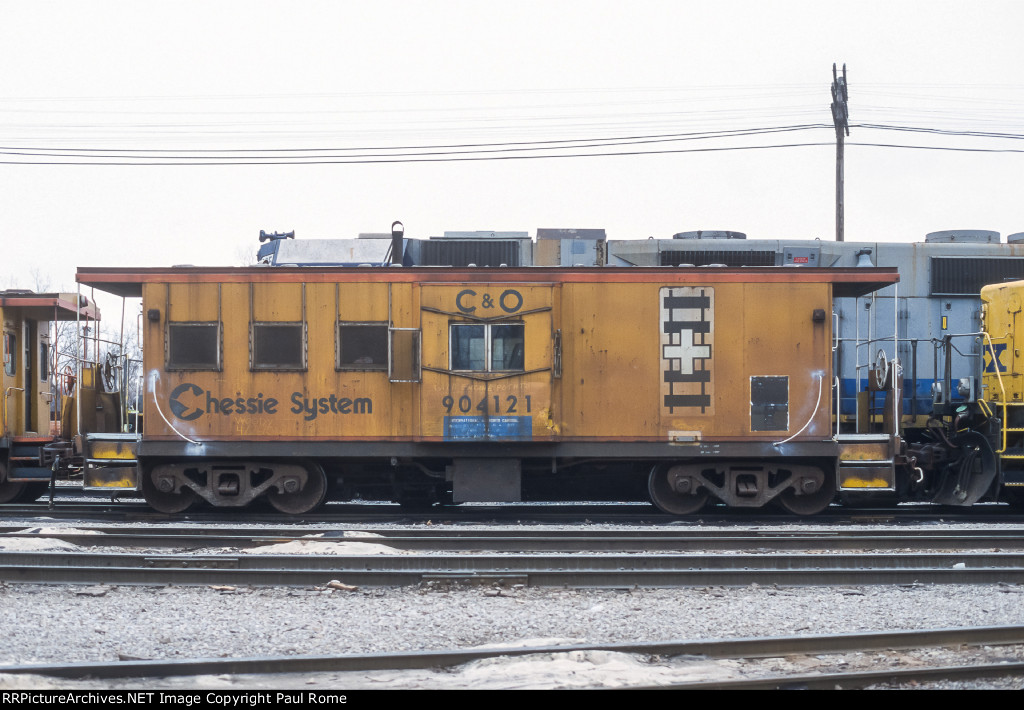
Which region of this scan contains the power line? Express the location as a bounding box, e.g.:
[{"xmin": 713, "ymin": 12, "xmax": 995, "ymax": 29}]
[
  {"xmin": 857, "ymin": 123, "xmax": 1024, "ymax": 140},
  {"xmin": 2, "ymin": 138, "xmax": 1024, "ymax": 166},
  {"xmin": 7, "ymin": 122, "xmax": 1024, "ymax": 160},
  {"xmin": 0, "ymin": 141, "xmax": 835, "ymax": 166},
  {"xmin": 0, "ymin": 124, "xmax": 833, "ymax": 157},
  {"xmin": 849, "ymin": 142, "xmax": 1024, "ymax": 154}
]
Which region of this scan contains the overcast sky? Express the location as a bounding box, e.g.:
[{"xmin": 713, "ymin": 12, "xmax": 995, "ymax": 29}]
[{"xmin": 2, "ymin": 0, "xmax": 1024, "ymax": 295}]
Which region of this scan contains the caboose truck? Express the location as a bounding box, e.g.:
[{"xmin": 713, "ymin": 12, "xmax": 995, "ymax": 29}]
[{"xmin": 77, "ymin": 258, "xmax": 907, "ymax": 515}]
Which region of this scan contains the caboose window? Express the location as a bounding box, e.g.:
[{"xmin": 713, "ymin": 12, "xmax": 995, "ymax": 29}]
[
  {"xmin": 167, "ymin": 323, "xmax": 220, "ymax": 370},
  {"xmin": 3, "ymin": 332, "xmax": 14, "ymax": 376},
  {"xmin": 251, "ymin": 323, "xmax": 306, "ymax": 370},
  {"xmin": 450, "ymin": 324, "xmax": 486, "ymax": 370},
  {"xmin": 40, "ymin": 341, "xmax": 49, "ymax": 381},
  {"xmin": 450, "ymin": 323, "xmax": 524, "ymax": 372},
  {"xmin": 490, "ymin": 324, "xmax": 525, "ymax": 371},
  {"xmin": 338, "ymin": 323, "xmax": 388, "ymax": 370}
]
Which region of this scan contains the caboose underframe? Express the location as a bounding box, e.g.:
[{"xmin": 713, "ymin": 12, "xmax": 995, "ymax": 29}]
[{"xmin": 137, "ymin": 440, "xmax": 841, "ymax": 511}]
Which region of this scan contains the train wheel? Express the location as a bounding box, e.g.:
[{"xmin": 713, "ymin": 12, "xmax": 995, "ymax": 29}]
[
  {"xmin": 0, "ymin": 480, "xmax": 27, "ymax": 503},
  {"xmin": 931, "ymin": 431, "xmax": 997, "ymax": 506},
  {"xmin": 141, "ymin": 468, "xmax": 198, "ymax": 514},
  {"xmin": 22, "ymin": 482, "xmax": 50, "ymax": 502},
  {"xmin": 648, "ymin": 464, "xmax": 709, "ymax": 515},
  {"xmin": 267, "ymin": 464, "xmax": 327, "ymax": 515},
  {"xmin": 777, "ymin": 468, "xmax": 836, "ymax": 515},
  {"xmin": 1002, "ymin": 487, "xmax": 1024, "ymax": 506},
  {"xmin": 0, "ymin": 462, "xmax": 27, "ymax": 503}
]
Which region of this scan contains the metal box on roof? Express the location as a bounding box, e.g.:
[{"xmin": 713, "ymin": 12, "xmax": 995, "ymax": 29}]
[
  {"xmin": 925, "ymin": 230, "xmax": 1000, "ymax": 244},
  {"xmin": 783, "ymin": 245, "xmax": 821, "ymax": 267},
  {"xmin": 260, "ymin": 238, "xmax": 394, "ymax": 266}
]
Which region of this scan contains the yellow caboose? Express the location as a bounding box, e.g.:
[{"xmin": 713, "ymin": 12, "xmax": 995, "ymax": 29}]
[
  {"xmin": 0, "ymin": 290, "xmax": 100, "ymax": 501},
  {"xmin": 79, "ymin": 264, "xmax": 896, "ymax": 514}
]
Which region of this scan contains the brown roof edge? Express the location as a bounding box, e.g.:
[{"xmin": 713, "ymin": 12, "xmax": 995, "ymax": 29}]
[
  {"xmin": 0, "ymin": 293, "xmax": 100, "ymax": 321},
  {"xmin": 76, "ymin": 265, "xmax": 899, "ymax": 299}
]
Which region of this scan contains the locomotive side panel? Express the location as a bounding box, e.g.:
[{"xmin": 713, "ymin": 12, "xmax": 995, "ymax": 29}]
[
  {"xmin": 981, "ymin": 280, "xmax": 1024, "ymax": 405},
  {"xmin": 981, "ymin": 280, "xmax": 1024, "ymax": 493}
]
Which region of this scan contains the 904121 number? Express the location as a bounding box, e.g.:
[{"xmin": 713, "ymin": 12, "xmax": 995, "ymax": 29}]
[{"xmin": 442, "ymin": 394, "xmax": 532, "ymax": 414}]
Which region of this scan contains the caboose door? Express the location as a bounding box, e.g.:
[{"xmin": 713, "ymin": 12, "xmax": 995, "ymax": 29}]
[{"xmin": 418, "ymin": 282, "xmax": 557, "ymax": 442}]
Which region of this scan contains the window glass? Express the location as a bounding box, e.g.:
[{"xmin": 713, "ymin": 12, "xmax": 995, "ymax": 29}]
[
  {"xmin": 252, "ymin": 323, "xmax": 305, "ymax": 369},
  {"xmin": 3, "ymin": 333, "xmax": 14, "ymax": 376},
  {"xmin": 451, "ymin": 324, "xmax": 486, "ymax": 371},
  {"xmin": 491, "ymin": 324, "xmax": 524, "ymax": 371},
  {"xmin": 338, "ymin": 324, "xmax": 388, "ymax": 370},
  {"xmin": 40, "ymin": 341, "xmax": 49, "ymax": 381},
  {"xmin": 450, "ymin": 323, "xmax": 524, "ymax": 372},
  {"xmin": 167, "ymin": 323, "xmax": 219, "ymax": 370}
]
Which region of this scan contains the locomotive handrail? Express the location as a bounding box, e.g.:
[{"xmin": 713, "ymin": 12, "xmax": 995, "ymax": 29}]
[
  {"xmin": 981, "ymin": 330, "xmax": 1008, "ymax": 404},
  {"xmin": 848, "ymin": 283, "xmax": 899, "ymax": 434},
  {"xmin": 838, "ymin": 335, "xmax": 980, "ymax": 347},
  {"xmin": 834, "ymin": 376, "xmax": 841, "ymax": 438},
  {"xmin": 979, "ymin": 329, "xmax": 1012, "ymax": 455}
]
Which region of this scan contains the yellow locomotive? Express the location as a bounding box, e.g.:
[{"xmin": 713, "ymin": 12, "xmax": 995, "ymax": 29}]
[{"xmin": 980, "ymin": 280, "xmax": 1024, "ymax": 497}]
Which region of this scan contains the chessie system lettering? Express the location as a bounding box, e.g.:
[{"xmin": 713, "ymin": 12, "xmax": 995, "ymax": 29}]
[{"xmin": 169, "ymin": 383, "xmax": 371, "ymax": 422}]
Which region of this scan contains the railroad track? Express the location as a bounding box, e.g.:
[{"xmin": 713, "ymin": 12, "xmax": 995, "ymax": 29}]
[
  {"xmin": 3, "ymin": 626, "xmax": 1023, "ymax": 689},
  {"xmin": 8, "ymin": 525, "xmax": 1024, "ymax": 551},
  {"xmin": 5, "ymin": 548, "xmax": 1024, "ymax": 587},
  {"xmin": 7, "ymin": 523, "xmax": 1024, "ymax": 587},
  {"xmin": 5, "ymin": 497, "xmax": 1024, "ymax": 525}
]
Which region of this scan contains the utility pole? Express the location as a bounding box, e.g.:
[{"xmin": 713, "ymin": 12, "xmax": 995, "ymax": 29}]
[{"xmin": 831, "ymin": 63, "xmax": 849, "ymax": 242}]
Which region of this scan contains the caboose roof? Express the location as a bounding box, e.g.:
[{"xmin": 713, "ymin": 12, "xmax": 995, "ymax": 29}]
[
  {"xmin": 76, "ymin": 265, "xmax": 899, "ymax": 299},
  {"xmin": 0, "ymin": 290, "xmax": 99, "ymax": 320}
]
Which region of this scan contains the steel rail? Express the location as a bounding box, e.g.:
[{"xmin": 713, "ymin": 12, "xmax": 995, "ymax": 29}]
[
  {"xmin": 1, "ymin": 625, "xmax": 1022, "ymax": 682},
  {"xmin": 13, "ymin": 524, "xmax": 1024, "ymax": 537},
  {"xmin": 8, "ymin": 527, "xmax": 1024, "ymax": 552},
  {"xmin": 4, "ymin": 500, "xmax": 1024, "ymax": 527},
  {"xmin": 630, "ymin": 661, "xmax": 1024, "ymax": 690},
  {"xmin": 5, "ymin": 550, "xmax": 1024, "ymax": 586}
]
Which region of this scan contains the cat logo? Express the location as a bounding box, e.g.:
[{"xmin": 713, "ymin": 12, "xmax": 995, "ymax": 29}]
[{"xmin": 169, "ymin": 382, "xmax": 205, "ymax": 421}]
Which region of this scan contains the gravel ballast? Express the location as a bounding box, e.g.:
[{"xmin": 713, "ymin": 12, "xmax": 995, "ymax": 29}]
[{"xmin": 3, "ymin": 517, "xmax": 1024, "ymax": 689}]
